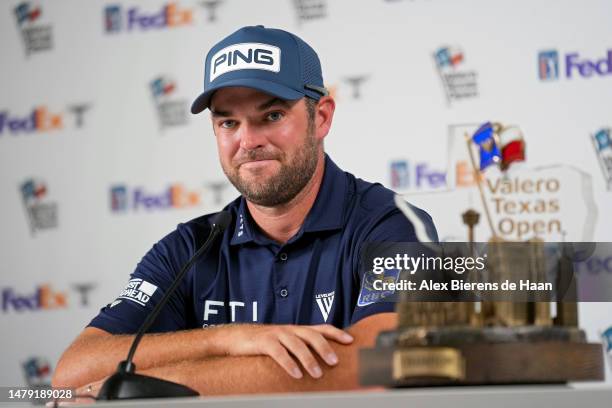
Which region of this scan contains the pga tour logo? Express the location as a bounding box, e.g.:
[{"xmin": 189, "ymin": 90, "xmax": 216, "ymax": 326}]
[
  {"xmin": 538, "ymin": 49, "xmax": 612, "ymax": 80},
  {"xmin": 117, "ymin": 278, "xmax": 157, "ymax": 307},
  {"xmin": 210, "ymin": 43, "xmax": 280, "ymax": 82}
]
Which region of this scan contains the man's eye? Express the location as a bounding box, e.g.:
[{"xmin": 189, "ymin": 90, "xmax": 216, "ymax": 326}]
[
  {"xmin": 220, "ymin": 120, "xmax": 236, "ymax": 129},
  {"xmin": 266, "ymin": 112, "xmax": 284, "ymax": 122}
]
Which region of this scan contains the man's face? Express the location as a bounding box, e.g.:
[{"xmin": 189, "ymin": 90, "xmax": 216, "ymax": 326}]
[{"xmin": 210, "ymin": 87, "xmax": 320, "ymax": 207}]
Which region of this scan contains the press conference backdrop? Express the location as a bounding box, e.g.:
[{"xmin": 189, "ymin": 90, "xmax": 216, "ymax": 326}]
[{"xmin": 1, "ymin": 0, "xmax": 611, "ymax": 388}]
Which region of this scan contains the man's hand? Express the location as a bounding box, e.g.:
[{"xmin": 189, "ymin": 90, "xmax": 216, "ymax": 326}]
[{"xmin": 214, "ymin": 324, "xmax": 354, "ymax": 379}]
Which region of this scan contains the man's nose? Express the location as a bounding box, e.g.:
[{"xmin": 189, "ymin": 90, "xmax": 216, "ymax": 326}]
[{"xmin": 238, "ymin": 122, "xmax": 267, "ymax": 151}]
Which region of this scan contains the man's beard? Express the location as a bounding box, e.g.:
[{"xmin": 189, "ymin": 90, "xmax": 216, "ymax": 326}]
[{"xmin": 222, "ymin": 132, "xmax": 320, "ymax": 207}]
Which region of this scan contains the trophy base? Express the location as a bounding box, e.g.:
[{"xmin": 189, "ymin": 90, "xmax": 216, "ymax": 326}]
[{"xmin": 360, "ymin": 327, "xmax": 604, "ymax": 387}]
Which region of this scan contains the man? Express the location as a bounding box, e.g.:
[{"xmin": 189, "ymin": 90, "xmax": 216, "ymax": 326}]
[{"xmin": 52, "ymin": 25, "xmax": 437, "ymax": 396}]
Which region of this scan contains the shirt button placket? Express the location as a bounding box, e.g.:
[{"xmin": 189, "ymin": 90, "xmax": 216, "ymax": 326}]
[{"xmin": 275, "ymin": 249, "xmax": 291, "ymax": 323}]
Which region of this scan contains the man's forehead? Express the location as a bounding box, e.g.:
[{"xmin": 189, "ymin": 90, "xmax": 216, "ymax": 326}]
[{"xmin": 210, "ymin": 87, "xmax": 298, "ymax": 115}]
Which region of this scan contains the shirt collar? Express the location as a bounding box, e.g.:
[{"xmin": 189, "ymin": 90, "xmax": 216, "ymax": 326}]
[
  {"xmin": 230, "ymin": 198, "xmax": 256, "ymax": 245},
  {"xmin": 229, "ymin": 154, "xmax": 347, "ymax": 246},
  {"xmin": 301, "ymin": 154, "xmax": 347, "ymax": 233}
]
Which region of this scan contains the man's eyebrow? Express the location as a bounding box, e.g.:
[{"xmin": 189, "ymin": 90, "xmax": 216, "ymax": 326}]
[
  {"xmin": 257, "ymin": 97, "xmax": 291, "ymax": 111},
  {"xmin": 210, "ymin": 97, "xmax": 291, "ymax": 117},
  {"xmin": 210, "ymin": 107, "xmax": 231, "ymax": 117}
]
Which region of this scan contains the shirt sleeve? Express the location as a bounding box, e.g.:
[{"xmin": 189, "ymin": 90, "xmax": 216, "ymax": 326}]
[
  {"xmin": 350, "ymin": 204, "xmax": 438, "ymax": 325},
  {"xmin": 87, "ymin": 227, "xmax": 193, "ymax": 334}
]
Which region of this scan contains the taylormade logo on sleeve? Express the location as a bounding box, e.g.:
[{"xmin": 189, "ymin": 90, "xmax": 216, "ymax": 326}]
[{"xmin": 209, "ymin": 43, "xmax": 281, "ymax": 81}]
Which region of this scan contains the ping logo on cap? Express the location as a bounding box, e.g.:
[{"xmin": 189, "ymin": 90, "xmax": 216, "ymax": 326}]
[{"xmin": 210, "ymin": 42, "xmax": 281, "ymax": 82}]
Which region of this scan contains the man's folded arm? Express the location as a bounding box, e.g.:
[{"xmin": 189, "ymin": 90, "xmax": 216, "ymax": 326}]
[
  {"xmin": 52, "ymin": 320, "xmax": 361, "ymax": 390},
  {"xmin": 138, "ymin": 313, "xmax": 397, "ymax": 396},
  {"xmin": 52, "ymin": 326, "xmax": 232, "ymax": 389}
]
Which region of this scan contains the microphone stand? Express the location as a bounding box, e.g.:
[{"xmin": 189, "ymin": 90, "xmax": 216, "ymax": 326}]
[{"xmin": 97, "ymin": 211, "xmax": 231, "ymax": 400}]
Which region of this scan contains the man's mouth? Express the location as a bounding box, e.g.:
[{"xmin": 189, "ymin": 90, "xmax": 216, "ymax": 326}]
[{"xmin": 239, "ymin": 159, "xmax": 278, "ymax": 169}]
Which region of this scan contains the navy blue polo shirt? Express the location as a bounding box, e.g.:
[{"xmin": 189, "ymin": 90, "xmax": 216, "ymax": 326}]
[{"xmin": 89, "ymin": 155, "xmax": 437, "ymax": 334}]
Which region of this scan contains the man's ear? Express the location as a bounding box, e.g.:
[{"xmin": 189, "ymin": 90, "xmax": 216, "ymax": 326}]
[{"xmin": 314, "ymin": 96, "xmax": 335, "ymax": 141}]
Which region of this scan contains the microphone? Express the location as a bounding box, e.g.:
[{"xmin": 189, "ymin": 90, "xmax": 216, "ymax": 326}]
[{"xmin": 97, "ymin": 211, "xmax": 232, "ymax": 400}]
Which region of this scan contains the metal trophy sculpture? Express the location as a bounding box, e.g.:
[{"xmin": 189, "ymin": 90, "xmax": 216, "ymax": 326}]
[{"xmin": 360, "ymin": 122, "xmax": 604, "ymax": 386}]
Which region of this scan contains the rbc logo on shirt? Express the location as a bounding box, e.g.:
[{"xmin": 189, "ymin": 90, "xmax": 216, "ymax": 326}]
[
  {"xmin": 104, "ymin": 2, "xmax": 193, "ymax": 33},
  {"xmin": 538, "ymin": 50, "xmax": 559, "ymax": 80}
]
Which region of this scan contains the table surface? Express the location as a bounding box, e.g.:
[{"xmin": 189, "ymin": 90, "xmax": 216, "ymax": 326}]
[{"xmin": 68, "ymin": 384, "xmax": 612, "ymax": 408}]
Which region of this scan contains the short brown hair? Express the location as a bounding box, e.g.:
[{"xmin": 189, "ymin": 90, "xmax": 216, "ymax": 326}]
[{"xmin": 305, "ymin": 97, "xmax": 317, "ymax": 132}]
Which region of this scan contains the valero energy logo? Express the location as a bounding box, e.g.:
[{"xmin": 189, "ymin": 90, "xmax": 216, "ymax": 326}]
[
  {"xmin": 433, "ymin": 45, "xmax": 478, "ymax": 105},
  {"xmin": 13, "ymin": 2, "xmax": 53, "ymax": 56},
  {"xmin": 20, "ymin": 178, "xmax": 58, "ymax": 236},
  {"xmin": 22, "ymin": 356, "xmax": 52, "ymax": 387},
  {"xmin": 150, "ymin": 76, "xmax": 188, "ymax": 130},
  {"xmin": 293, "ymin": 0, "xmax": 327, "ymax": 23},
  {"xmin": 0, "ymin": 104, "xmax": 91, "ymax": 137},
  {"xmin": 104, "ymin": 2, "xmax": 193, "ymax": 33},
  {"xmin": 110, "ymin": 184, "xmax": 201, "ymax": 212},
  {"xmin": 591, "ymin": 128, "xmax": 612, "ymax": 191},
  {"xmin": 445, "ymin": 123, "xmax": 596, "ymax": 241}
]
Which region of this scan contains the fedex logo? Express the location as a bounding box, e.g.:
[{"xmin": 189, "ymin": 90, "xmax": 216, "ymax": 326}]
[
  {"xmin": 0, "ymin": 104, "xmax": 90, "ymax": 136},
  {"xmin": 110, "ymin": 184, "xmax": 201, "ymax": 212},
  {"xmin": 539, "ymin": 49, "xmax": 612, "ymax": 81},
  {"xmin": 566, "ymin": 50, "xmax": 612, "ymax": 78},
  {"xmin": 2, "ymin": 285, "xmax": 65, "ymax": 312},
  {"xmin": 1, "ymin": 284, "xmax": 96, "ymax": 312},
  {"xmin": 210, "ymin": 43, "xmax": 280, "ymax": 82},
  {"xmin": 104, "ymin": 2, "xmax": 193, "ymax": 33},
  {"xmin": 0, "ymin": 107, "xmax": 61, "ymax": 134},
  {"xmin": 390, "ymin": 160, "xmax": 446, "ymax": 190}
]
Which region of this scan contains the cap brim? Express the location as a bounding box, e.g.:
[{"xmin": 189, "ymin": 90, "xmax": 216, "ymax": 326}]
[{"xmin": 191, "ymin": 78, "xmax": 305, "ymax": 114}]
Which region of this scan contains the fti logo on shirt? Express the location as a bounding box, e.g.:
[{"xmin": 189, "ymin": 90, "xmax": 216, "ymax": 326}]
[
  {"xmin": 117, "ymin": 278, "xmax": 158, "ymax": 307},
  {"xmin": 315, "ymin": 291, "xmax": 334, "ymax": 322}
]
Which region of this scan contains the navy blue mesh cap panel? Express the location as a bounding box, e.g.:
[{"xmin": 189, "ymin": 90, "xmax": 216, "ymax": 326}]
[{"xmin": 292, "ymin": 34, "xmax": 324, "ymax": 89}]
